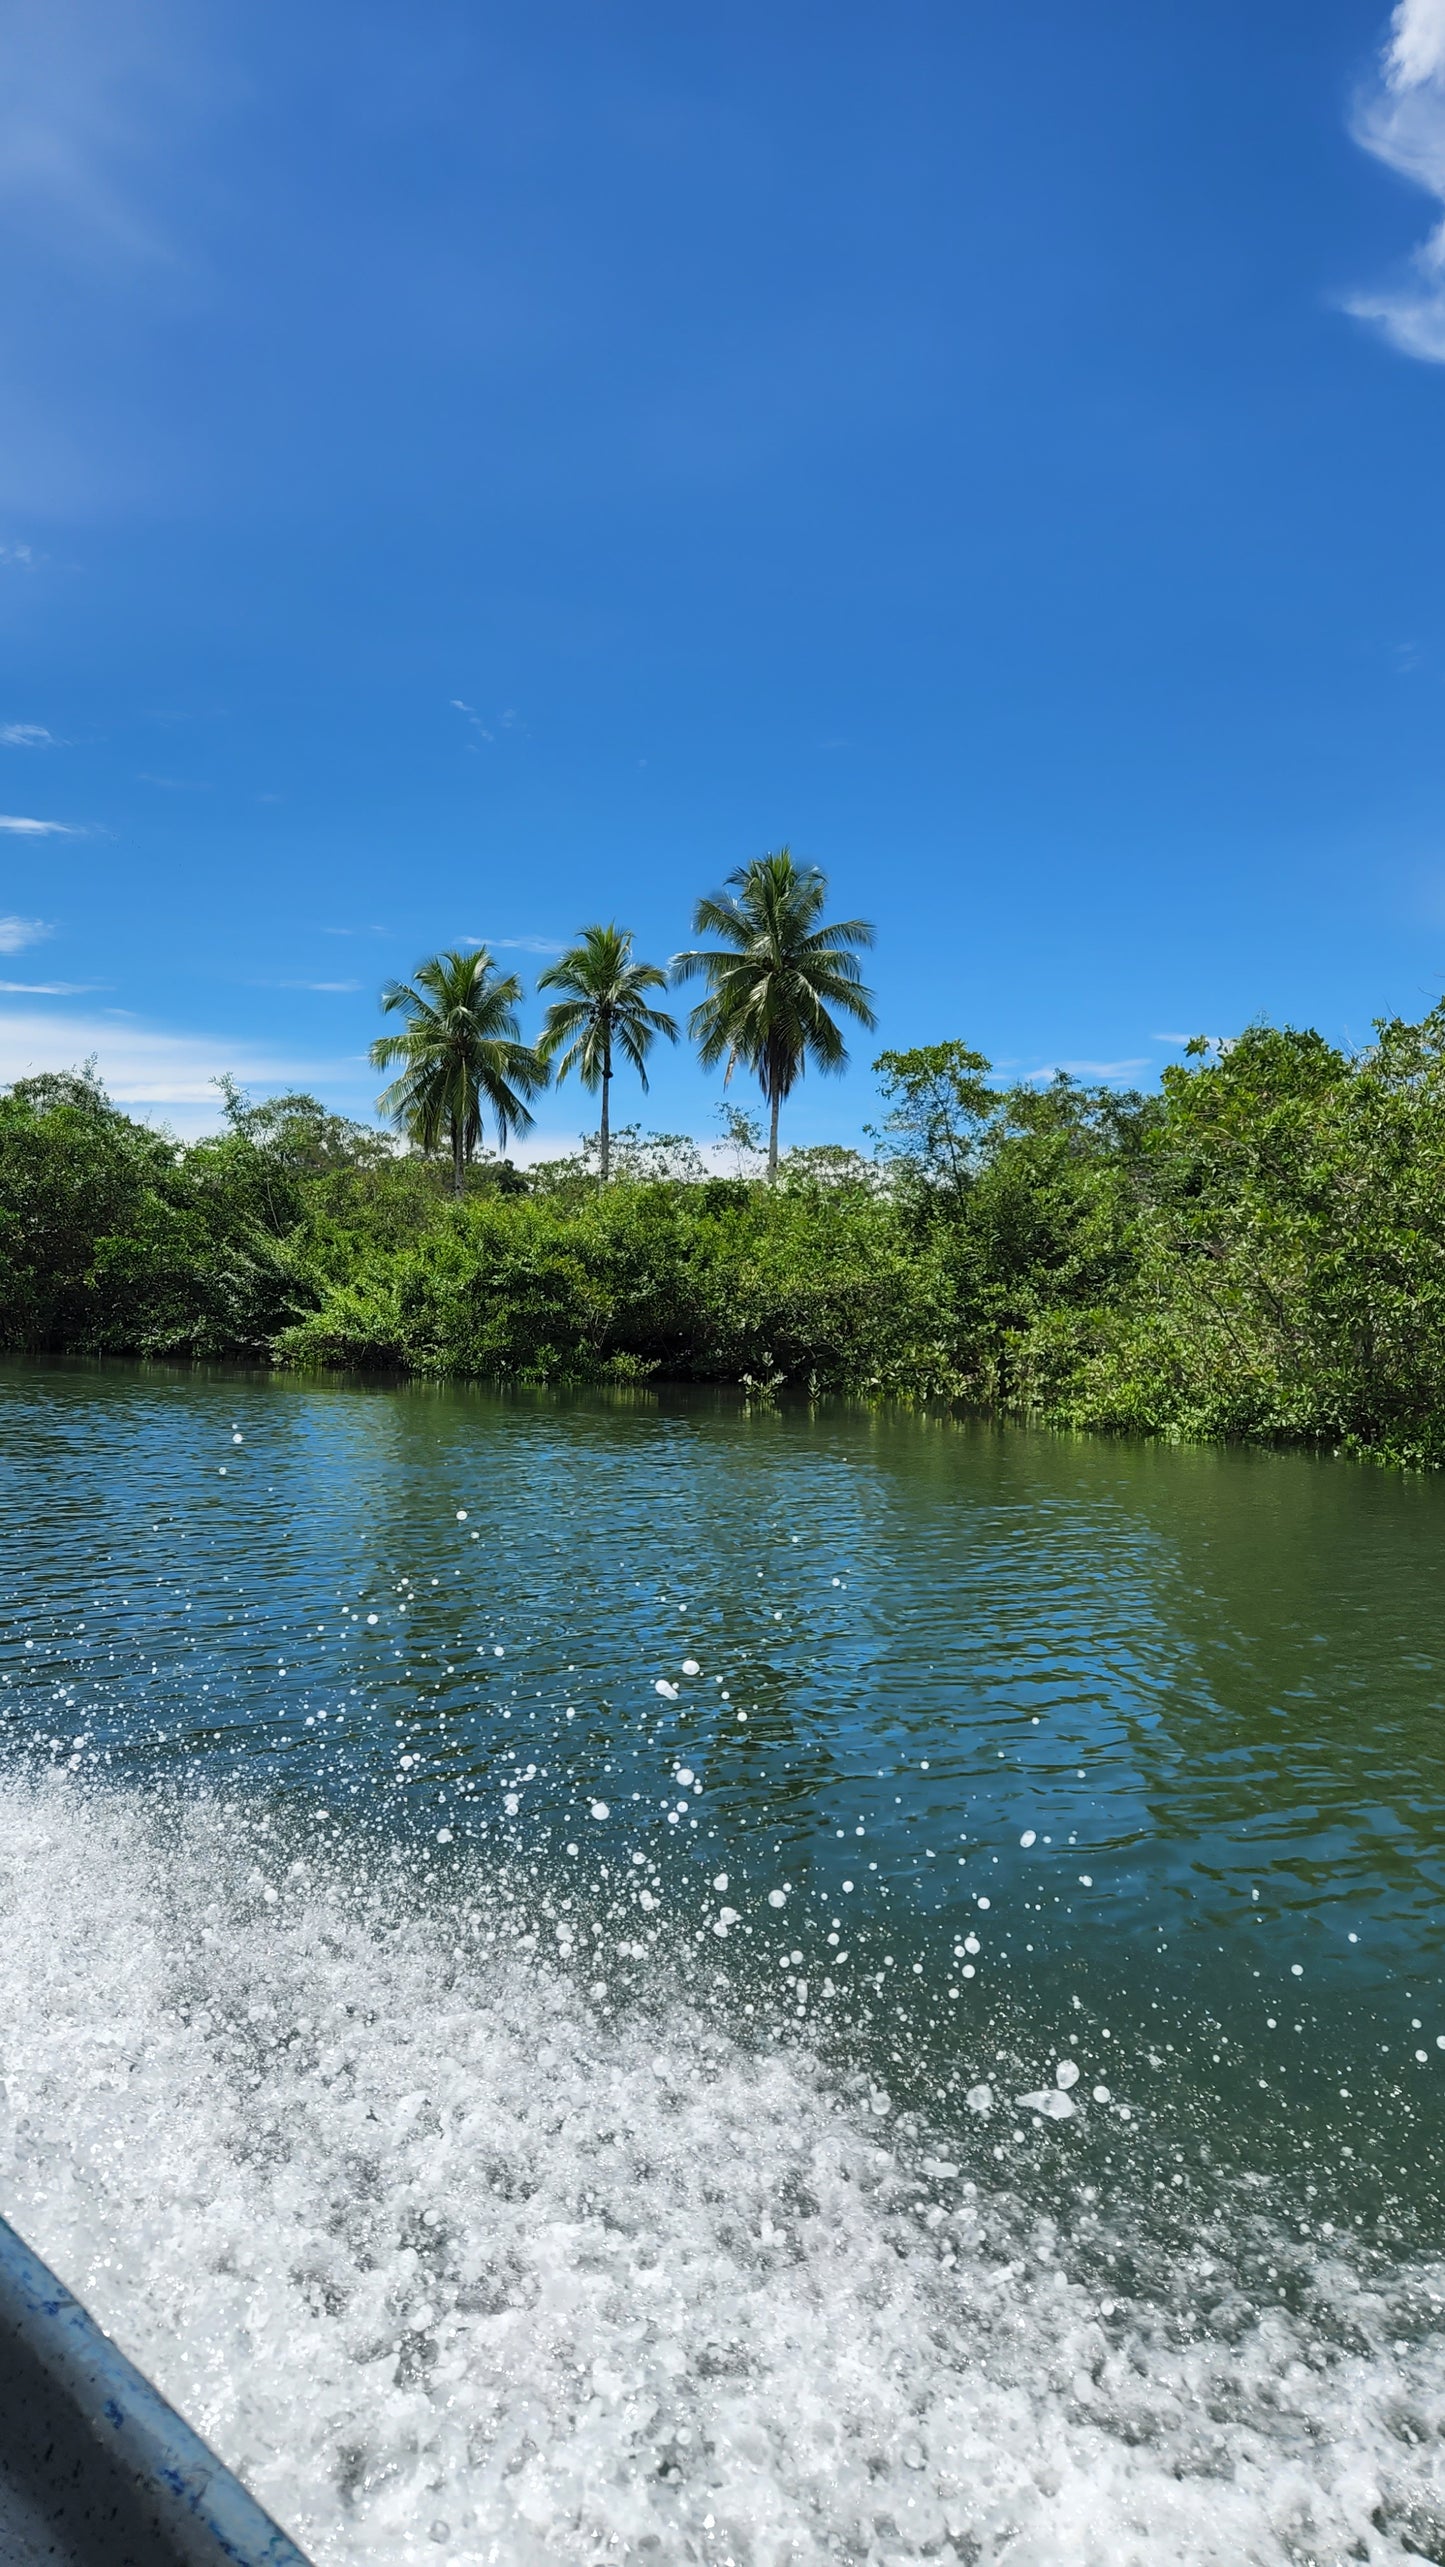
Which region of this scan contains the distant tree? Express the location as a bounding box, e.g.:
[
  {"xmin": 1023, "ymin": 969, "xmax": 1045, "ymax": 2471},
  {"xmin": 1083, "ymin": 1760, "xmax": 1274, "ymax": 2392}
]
[
  {"xmin": 536, "ymin": 925, "xmax": 677, "ymax": 1182},
  {"xmin": 370, "ymin": 947, "xmax": 547, "ymax": 1196},
  {"xmin": 215, "ymin": 1079, "xmax": 392, "ymax": 1171},
  {"xmin": 870, "ymin": 1041, "xmax": 995, "ymax": 1202},
  {"xmin": 673, "ymin": 848, "xmax": 876, "ymax": 1179},
  {"xmin": 713, "ymin": 1101, "xmax": 765, "ymax": 1177},
  {"xmin": 6, "ymin": 1059, "xmax": 113, "ymax": 1119}
]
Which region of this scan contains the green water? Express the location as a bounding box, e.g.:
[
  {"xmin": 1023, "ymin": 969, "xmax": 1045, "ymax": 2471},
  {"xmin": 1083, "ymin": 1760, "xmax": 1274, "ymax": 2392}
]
[{"xmin": 1, "ymin": 1356, "xmax": 1442, "ymax": 2562}]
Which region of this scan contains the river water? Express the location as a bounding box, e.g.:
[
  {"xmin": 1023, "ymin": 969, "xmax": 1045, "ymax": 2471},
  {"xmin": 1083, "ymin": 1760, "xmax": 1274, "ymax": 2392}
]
[{"xmin": 0, "ymin": 1356, "xmax": 1442, "ymax": 2564}]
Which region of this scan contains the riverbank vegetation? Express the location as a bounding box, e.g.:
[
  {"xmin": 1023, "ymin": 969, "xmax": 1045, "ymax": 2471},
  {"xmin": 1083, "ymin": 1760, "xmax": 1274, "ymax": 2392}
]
[{"xmin": 6, "ymin": 998, "xmax": 1445, "ymax": 1464}]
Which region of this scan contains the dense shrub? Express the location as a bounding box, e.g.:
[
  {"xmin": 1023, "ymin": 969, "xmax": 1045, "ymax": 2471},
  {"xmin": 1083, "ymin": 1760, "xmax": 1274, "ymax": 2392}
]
[{"xmin": 8, "ymin": 1003, "xmax": 1445, "ymax": 1461}]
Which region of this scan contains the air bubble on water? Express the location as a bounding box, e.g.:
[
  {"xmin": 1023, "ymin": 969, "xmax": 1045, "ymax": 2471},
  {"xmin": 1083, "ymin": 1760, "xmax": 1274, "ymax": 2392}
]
[
  {"xmin": 1016, "ymin": 2088, "xmax": 1075, "ymax": 2121},
  {"xmin": 768, "ymin": 1888, "xmax": 787, "ymax": 1908},
  {"xmin": 1055, "ymin": 2060, "xmax": 1080, "ymax": 2090},
  {"xmin": 681, "ymin": 1660, "xmax": 700, "ymax": 1677},
  {"xmin": 589, "ymin": 1800, "xmax": 609, "ymax": 1821}
]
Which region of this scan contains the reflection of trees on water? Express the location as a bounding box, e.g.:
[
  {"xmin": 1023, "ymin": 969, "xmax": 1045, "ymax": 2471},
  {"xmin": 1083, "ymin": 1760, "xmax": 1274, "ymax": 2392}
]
[{"xmin": 9, "ymin": 1358, "xmax": 1445, "ymax": 1964}]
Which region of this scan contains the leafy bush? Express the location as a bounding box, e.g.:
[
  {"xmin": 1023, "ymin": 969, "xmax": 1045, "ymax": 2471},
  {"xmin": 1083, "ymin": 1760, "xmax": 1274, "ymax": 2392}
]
[{"xmin": 10, "ymin": 1003, "xmax": 1445, "ymax": 1463}]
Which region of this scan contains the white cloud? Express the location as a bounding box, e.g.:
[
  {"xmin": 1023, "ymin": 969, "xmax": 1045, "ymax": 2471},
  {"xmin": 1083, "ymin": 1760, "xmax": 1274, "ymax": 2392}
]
[
  {"xmin": 466, "ymin": 933, "xmax": 565, "ymax": 954},
  {"xmin": 1388, "ymin": 0, "xmax": 1445, "ymax": 84},
  {"xmin": 1347, "ymin": 1, "xmax": 1445, "ymax": 359},
  {"xmin": 0, "ymin": 722, "xmax": 54, "ymax": 747},
  {"xmin": 0, "ymin": 1006, "xmax": 366, "ymax": 1126},
  {"xmin": 0, "ymin": 544, "xmax": 35, "ymax": 567},
  {"xmin": 0, "ymin": 979, "xmax": 90, "ymax": 993},
  {"xmin": 450, "ymin": 700, "xmax": 525, "ymax": 746},
  {"xmin": 0, "ymin": 914, "xmax": 51, "ymax": 952},
  {"xmin": 0, "ymin": 813, "xmax": 73, "ymax": 834},
  {"xmin": 262, "ymin": 979, "xmax": 363, "ymax": 993}
]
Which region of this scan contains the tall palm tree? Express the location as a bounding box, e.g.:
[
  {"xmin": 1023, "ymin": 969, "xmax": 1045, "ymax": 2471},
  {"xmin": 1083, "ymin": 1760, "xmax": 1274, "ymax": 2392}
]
[
  {"xmin": 672, "ymin": 849, "xmax": 876, "ymax": 1179},
  {"xmin": 536, "ymin": 924, "xmax": 678, "ymax": 1181},
  {"xmin": 370, "ymin": 946, "xmax": 547, "ymax": 1196}
]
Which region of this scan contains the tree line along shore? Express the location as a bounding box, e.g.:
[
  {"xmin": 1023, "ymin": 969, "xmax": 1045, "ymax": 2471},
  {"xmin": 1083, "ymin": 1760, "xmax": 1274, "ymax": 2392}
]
[{"xmin": 3, "ymin": 848, "xmax": 1445, "ymax": 1465}]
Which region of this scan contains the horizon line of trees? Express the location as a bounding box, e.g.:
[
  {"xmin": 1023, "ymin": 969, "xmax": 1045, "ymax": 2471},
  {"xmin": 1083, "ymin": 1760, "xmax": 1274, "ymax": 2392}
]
[
  {"xmin": 371, "ymin": 845, "xmax": 877, "ymax": 1189},
  {"xmin": 10, "ymin": 951, "xmax": 1445, "ymax": 1467}
]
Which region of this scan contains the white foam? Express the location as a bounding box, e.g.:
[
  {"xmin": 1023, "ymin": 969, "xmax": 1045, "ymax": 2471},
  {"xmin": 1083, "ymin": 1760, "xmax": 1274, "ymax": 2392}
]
[{"xmin": 0, "ymin": 1777, "xmax": 1442, "ymax": 2567}]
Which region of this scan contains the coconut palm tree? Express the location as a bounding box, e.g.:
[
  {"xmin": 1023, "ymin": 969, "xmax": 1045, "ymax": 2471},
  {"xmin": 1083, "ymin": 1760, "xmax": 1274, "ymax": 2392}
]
[
  {"xmin": 672, "ymin": 849, "xmax": 876, "ymax": 1179},
  {"xmin": 370, "ymin": 946, "xmax": 547, "ymax": 1196},
  {"xmin": 536, "ymin": 924, "xmax": 678, "ymax": 1181}
]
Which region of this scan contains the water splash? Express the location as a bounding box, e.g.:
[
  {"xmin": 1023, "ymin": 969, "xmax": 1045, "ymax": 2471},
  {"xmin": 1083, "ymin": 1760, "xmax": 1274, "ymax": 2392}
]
[{"xmin": 1, "ymin": 1774, "xmax": 1442, "ymax": 2566}]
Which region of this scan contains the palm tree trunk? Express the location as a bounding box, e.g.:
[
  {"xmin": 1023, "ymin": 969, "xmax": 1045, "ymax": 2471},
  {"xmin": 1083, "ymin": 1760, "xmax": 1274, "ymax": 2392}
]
[
  {"xmin": 600, "ymin": 1041, "xmax": 611, "ymax": 1184},
  {"xmin": 451, "ymin": 1116, "xmax": 465, "ymax": 1199},
  {"xmin": 767, "ymin": 1086, "xmax": 780, "ymax": 1182}
]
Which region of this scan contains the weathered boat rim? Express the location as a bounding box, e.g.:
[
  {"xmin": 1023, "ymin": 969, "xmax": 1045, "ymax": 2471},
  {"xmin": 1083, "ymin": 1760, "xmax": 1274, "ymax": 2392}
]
[{"xmin": 0, "ymin": 2210, "xmax": 311, "ymax": 2566}]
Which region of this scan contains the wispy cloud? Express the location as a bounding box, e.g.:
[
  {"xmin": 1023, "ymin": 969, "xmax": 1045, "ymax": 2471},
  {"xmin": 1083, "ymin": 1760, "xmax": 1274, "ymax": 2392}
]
[
  {"xmin": 0, "ymin": 544, "xmax": 36, "ymax": 568},
  {"xmin": 0, "ymin": 0, "xmax": 210, "ymax": 277},
  {"xmin": 259, "ymin": 979, "xmax": 363, "ymax": 994},
  {"xmin": 0, "ymin": 813, "xmax": 73, "ymax": 835},
  {"xmin": 0, "ymin": 722, "xmax": 55, "ymax": 747},
  {"xmin": 450, "ymin": 700, "xmax": 523, "ymax": 747},
  {"xmin": 1346, "ymin": 0, "xmax": 1445, "ymax": 359},
  {"xmin": 0, "ymin": 979, "xmax": 92, "ymax": 994},
  {"xmin": 1024, "ymin": 1057, "xmax": 1151, "ymax": 1082},
  {"xmin": 465, "ymin": 933, "xmax": 565, "ymax": 955},
  {"xmin": 137, "ymin": 771, "xmax": 208, "ymax": 790},
  {"xmin": 451, "ymin": 698, "xmax": 494, "ymax": 744},
  {"xmin": 0, "ymin": 1005, "xmax": 361, "ymax": 1122},
  {"xmin": 0, "ymin": 915, "xmax": 51, "ymax": 953}
]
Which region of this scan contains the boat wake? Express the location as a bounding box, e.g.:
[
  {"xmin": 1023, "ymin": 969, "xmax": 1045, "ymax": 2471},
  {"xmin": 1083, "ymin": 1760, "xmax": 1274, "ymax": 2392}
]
[{"xmin": 0, "ymin": 1774, "xmax": 1441, "ymax": 2566}]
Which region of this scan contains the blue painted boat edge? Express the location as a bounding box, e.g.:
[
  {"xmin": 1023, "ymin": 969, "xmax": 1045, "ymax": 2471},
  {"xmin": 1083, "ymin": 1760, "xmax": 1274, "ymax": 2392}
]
[{"xmin": 0, "ymin": 2212, "xmax": 312, "ymax": 2566}]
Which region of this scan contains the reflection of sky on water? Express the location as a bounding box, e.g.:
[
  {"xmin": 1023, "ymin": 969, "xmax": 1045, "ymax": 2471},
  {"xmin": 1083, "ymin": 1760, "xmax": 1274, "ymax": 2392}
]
[{"xmin": 3, "ymin": 1357, "xmax": 1444, "ymax": 2195}]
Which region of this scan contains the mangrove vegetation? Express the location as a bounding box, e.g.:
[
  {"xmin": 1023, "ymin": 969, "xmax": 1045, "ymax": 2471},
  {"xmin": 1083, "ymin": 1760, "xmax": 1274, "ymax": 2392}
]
[{"xmin": 6, "ymin": 976, "xmax": 1445, "ymax": 1464}]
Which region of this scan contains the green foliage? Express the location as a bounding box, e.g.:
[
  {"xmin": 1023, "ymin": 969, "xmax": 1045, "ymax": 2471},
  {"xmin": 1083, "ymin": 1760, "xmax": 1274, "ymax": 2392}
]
[
  {"xmin": 0, "ymin": 1073, "xmax": 309, "ymax": 1355},
  {"xmin": 370, "ymin": 947, "xmax": 547, "ymax": 1195},
  {"xmin": 673, "ymin": 849, "xmax": 876, "ymax": 1176},
  {"xmin": 536, "ymin": 924, "xmax": 678, "ymax": 1182},
  {"xmin": 870, "ymin": 1041, "xmax": 994, "ymax": 1203},
  {"xmin": 1028, "ymin": 1012, "xmax": 1445, "ymax": 1465},
  {"xmin": 278, "ymin": 1165, "xmax": 958, "ymax": 1396},
  {"xmin": 13, "ymin": 998, "xmax": 1445, "ymax": 1464}
]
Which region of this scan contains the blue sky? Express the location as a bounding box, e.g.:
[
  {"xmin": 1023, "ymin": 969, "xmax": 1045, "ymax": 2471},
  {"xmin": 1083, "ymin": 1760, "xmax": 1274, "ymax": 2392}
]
[{"xmin": 3, "ymin": 0, "xmax": 1445, "ymax": 1150}]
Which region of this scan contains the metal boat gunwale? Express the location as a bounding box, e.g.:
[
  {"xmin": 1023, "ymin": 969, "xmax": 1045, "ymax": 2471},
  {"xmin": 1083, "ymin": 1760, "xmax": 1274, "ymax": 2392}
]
[{"xmin": 0, "ymin": 2210, "xmax": 310, "ymax": 2566}]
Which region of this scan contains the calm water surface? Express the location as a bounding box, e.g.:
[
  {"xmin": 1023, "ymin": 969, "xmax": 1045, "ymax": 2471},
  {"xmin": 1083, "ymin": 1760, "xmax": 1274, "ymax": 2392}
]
[{"xmin": 1, "ymin": 1358, "xmax": 1443, "ymax": 2564}]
